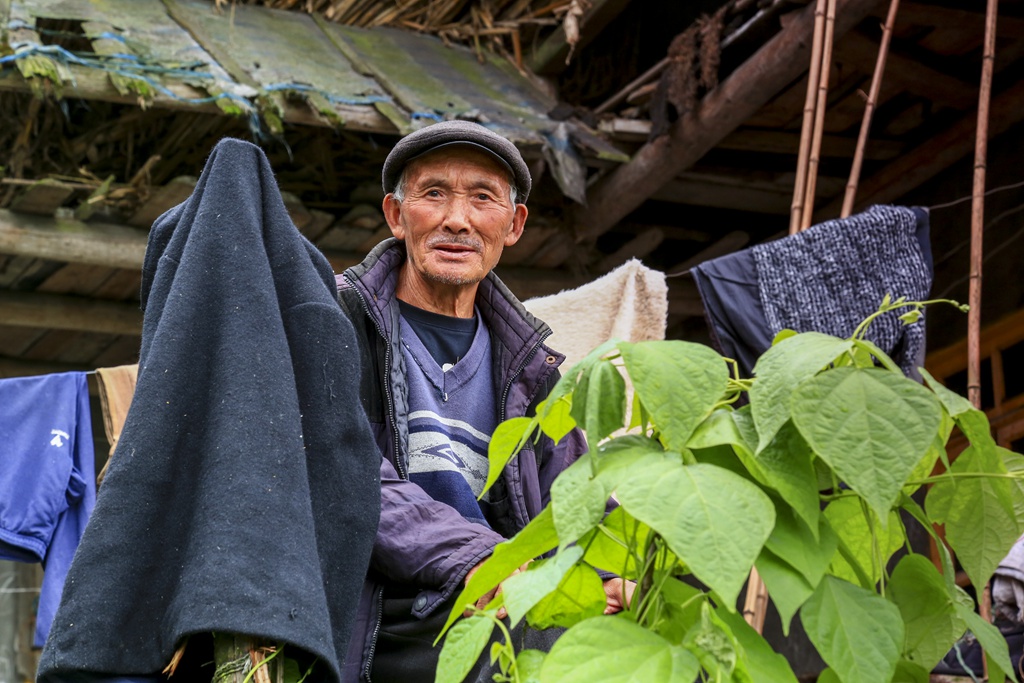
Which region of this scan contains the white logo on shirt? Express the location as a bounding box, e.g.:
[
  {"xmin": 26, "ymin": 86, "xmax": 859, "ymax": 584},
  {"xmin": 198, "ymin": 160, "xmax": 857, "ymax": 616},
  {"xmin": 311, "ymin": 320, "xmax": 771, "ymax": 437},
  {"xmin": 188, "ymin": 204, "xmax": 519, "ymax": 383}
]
[{"xmin": 50, "ymin": 429, "xmax": 70, "ymax": 447}]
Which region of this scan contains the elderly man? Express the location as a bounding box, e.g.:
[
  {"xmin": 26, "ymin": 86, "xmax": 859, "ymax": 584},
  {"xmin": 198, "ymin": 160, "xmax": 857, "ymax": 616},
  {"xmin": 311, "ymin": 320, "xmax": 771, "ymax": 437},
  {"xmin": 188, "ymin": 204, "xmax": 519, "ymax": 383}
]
[{"xmin": 336, "ymin": 121, "xmax": 631, "ymax": 682}]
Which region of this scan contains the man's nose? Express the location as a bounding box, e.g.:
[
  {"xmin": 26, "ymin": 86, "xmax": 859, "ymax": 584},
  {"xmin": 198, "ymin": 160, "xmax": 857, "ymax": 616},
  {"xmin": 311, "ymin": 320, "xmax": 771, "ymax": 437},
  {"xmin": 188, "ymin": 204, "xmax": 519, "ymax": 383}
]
[{"xmin": 443, "ymin": 196, "xmax": 472, "ymax": 233}]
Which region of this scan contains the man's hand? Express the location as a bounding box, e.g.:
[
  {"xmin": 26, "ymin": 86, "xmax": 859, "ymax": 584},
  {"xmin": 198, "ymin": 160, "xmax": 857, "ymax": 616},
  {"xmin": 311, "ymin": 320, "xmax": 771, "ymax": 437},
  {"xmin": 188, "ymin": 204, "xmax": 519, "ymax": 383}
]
[
  {"xmin": 602, "ymin": 577, "xmax": 637, "ymax": 615},
  {"xmin": 463, "ymin": 559, "xmax": 530, "ymax": 620}
]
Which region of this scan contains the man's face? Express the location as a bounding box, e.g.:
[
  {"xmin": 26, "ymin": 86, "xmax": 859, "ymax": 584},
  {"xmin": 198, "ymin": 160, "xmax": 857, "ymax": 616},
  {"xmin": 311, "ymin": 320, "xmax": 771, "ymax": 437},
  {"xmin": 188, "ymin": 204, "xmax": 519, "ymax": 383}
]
[{"xmin": 383, "ymin": 146, "xmax": 527, "ymax": 292}]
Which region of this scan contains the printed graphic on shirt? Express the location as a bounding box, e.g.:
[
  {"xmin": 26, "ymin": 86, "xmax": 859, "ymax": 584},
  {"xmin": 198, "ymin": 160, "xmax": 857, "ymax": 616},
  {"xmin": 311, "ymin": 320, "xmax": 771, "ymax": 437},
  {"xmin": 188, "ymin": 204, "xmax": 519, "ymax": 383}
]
[
  {"xmin": 407, "ymin": 410, "xmax": 491, "ymax": 497},
  {"xmin": 50, "ymin": 429, "xmax": 70, "ymax": 448}
]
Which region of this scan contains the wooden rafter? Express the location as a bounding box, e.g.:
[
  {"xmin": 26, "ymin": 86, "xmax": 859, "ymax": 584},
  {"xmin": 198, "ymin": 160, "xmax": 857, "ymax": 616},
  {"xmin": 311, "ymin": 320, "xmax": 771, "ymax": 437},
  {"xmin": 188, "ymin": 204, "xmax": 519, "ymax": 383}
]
[
  {"xmin": 0, "ymin": 290, "xmax": 142, "ymax": 335},
  {"xmin": 574, "ymin": 0, "xmax": 884, "ymax": 243}
]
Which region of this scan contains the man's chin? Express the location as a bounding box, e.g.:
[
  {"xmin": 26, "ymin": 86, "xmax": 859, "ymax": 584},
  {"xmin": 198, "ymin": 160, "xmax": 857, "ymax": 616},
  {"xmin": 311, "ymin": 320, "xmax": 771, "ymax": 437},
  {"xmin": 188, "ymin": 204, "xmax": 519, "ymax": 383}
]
[{"xmin": 423, "ymin": 268, "xmax": 485, "ymax": 287}]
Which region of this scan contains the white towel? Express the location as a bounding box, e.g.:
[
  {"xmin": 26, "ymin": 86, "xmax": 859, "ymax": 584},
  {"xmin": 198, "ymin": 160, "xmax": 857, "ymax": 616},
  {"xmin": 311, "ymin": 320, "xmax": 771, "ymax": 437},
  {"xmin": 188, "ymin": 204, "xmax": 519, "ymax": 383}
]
[{"xmin": 524, "ymin": 259, "xmax": 668, "ymax": 369}]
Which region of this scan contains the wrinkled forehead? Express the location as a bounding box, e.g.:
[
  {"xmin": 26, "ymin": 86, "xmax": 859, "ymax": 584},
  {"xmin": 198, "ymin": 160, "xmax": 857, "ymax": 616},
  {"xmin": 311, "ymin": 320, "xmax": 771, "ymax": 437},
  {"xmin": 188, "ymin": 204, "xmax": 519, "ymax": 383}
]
[{"xmin": 402, "ymin": 144, "xmax": 514, "ymax": 190}]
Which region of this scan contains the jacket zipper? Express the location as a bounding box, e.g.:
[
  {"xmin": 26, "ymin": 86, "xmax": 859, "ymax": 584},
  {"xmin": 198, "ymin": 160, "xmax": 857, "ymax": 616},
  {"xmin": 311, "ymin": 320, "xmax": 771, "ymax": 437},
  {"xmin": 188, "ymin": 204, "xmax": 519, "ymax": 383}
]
[
  {"xmin": 346, "ymin": 274, "xmax": 406, "ymax": 480},
  {"xmin": 499, "ymin": 333, "xmax": 549, "ymax": 423},
  {"xmin": 362, "ymin": 586, "xmax": 384, "ymax": 682}
]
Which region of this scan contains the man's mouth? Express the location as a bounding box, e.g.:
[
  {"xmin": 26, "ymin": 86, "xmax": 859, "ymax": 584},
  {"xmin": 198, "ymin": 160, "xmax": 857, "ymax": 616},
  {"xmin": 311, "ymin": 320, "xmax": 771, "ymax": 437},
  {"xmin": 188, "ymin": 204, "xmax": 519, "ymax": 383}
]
[{"xmin": 429, "ymin": 238, "xmax": 482, "ymax": 257}]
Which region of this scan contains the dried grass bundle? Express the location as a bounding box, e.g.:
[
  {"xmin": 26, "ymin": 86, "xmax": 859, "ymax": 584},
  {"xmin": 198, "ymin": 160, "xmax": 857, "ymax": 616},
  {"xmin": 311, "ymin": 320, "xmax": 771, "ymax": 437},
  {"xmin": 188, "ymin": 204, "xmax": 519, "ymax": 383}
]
[{"xmin": 228, "ymin": 0, "xmax": 576, "ymax": 66}]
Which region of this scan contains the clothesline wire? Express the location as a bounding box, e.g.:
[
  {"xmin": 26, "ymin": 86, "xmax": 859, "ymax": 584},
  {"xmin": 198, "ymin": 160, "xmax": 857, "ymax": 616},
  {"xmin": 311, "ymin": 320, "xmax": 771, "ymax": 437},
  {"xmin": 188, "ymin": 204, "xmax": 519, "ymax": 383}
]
[
  {"xmin": 928, "ymin": 178, "xmax": 1024, "ymax": 211},
  {"xmin": 938, "ymin": 202, "xmax": 1024, "ymax": 299}
]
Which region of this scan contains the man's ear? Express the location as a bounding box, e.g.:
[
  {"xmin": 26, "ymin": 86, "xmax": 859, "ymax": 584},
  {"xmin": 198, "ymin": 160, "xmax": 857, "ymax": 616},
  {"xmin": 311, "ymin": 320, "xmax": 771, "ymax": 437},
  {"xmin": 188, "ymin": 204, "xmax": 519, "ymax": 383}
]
[
  {"xmin": 382, "ymin": 194, "xmax": 405, "ymax": 240},
  {"xmin": 504, "ymin": 203, "xmax": 528, "ymax": 247}
]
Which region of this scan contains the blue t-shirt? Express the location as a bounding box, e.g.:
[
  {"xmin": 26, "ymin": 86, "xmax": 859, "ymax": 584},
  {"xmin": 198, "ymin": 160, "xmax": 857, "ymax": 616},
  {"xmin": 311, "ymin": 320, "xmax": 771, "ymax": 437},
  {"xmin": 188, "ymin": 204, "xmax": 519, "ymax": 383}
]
[
  {"xmin": 0, "ymin": 371, "xmax": 96, "ymax": 646},
  {"xmin": 399, "ymin": 308, "xmax": 496, "ymax": 527}
]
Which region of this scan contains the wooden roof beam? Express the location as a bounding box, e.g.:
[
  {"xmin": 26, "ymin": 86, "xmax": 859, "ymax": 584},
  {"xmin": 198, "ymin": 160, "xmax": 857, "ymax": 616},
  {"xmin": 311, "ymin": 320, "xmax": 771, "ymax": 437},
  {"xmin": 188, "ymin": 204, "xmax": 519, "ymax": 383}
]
[
  {"xmin": 888, "ymin": 2, "xmax": 1024, "ymax": 39},
  {"xmin": 0, "ymin": 291, "xmax": 142, "ymax": 335},
  {"xmin": 574, "ymin": 0, "xmax": 883, "ymax": 242}
]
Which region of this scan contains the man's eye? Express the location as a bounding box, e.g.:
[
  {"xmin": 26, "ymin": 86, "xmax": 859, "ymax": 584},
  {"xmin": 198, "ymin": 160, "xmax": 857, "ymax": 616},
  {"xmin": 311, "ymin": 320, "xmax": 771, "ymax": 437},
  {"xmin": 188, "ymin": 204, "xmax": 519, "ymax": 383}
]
[
  {"xmin": 427, "ymin": 190, "xmax": 441, "ymax": 197},
  {"xmin": 477, "ymin": 193, "xmax": 491, "ymax": 201}
]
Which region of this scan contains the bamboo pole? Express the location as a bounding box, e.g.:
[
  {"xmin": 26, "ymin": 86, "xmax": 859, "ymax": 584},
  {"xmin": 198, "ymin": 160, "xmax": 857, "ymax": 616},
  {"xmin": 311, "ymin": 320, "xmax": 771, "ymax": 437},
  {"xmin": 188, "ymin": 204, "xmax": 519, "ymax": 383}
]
[
  {"xmin": 743, "ymin": 568, "xmax": 768, "ymax": 632},
  {"xmin": 789, "ymin": 0, "xmax": 829, "ymax": 235},
  {"xmin": 840, "ymin": 0, "xmax": 900, "ymax": 217},
  {"xmin": 969, "ymin": 0, "xmax": 998, "ymax": 669},
  {"xmin": 800, "ymin": 0, "xmax": 838, "ymax": 230}
]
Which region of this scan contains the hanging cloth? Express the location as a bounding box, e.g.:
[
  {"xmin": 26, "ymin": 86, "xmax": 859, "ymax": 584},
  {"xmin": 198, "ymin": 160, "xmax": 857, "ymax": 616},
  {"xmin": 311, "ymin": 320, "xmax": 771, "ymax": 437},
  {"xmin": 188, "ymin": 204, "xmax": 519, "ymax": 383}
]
[
  {"xmin": 0, "ymin": 371, "xmax": 96, "ymax": 647},
  {"xmin": 37, "ymin": 139, "xmax": 381, "ymax": 682},
  {"xmin": 693, "ymin": 205, "xmax": 933, "ymax": 377},
  {"xmin": 524, "ymin": 259, "xmax": 668, "ymax": 368},
  {"xmin": 94, "ymin": 364, "xmax": 138, "ymax": 487}
]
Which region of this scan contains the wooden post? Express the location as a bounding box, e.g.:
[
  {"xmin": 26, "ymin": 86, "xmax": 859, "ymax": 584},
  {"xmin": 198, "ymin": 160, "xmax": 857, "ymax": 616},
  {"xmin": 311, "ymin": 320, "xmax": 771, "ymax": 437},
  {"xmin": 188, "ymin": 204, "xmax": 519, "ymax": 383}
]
[
  {"xmin": 840, "ymin": 0, "xmax": 901, "ymax": 217},
  {"xmin": 800, "ymin": 0, "xmax": 838, "ymax": 230},
  {"xmin": 790, "ymin": 0, "xmax": 829, "ymax": 235},
  {"xmin": 969, "ymin": 0, "xmax": 998, "ymax": 668}
]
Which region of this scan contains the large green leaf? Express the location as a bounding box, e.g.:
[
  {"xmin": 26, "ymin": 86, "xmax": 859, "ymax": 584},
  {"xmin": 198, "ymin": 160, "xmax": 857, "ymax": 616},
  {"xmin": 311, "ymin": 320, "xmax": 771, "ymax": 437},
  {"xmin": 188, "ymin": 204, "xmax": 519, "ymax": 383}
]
[
  {"xmin": 955, "ymin": 408, "xmax": 997, "ymax": 450},
  {"xmin": 436, "ymin": 615, "xmax": 496, "ymax": 683},
  {"xmin": 550, "ymin": 456, "xmax": 607, "ymax": 546},
  {"xmin": 750, "ymin": 332, "xmax": 853, "ymax": 451},
  {"xmin": 791, "ymin": 367, "xmax": 942, "ymax": 519},
  {"xmin": 765, "ymin": 501, "xmax": 836, "ymax": 587},
  {"xmin": 888, "ymin": 555, "xmax": 965, "ymax": 670},
  {"xmin": 539, "ymin": 339, "xmax": 619, "ymax": 412},
  {"xmin": 656, "ymin": 576, "xmax": 706, "ymax": 644},
  {"xmin": 682, "ymin": 602, "xmax": 741, "ymax": 680},
  {"xmin": 926, "ymin": 444, "xmax": 1020, "ymax": 590},
  {"xmin": 755, "ymin": 420, "xmax": 821, "ymax": 536},
  {"xmin": 581, "ymin": 506, "xmax": 650, "ymax": 579},
  {"xmin": 892, "ymin": 660, "xmax": 931, "ymax": 683},
  {"xmin": 515, "ymin": 650, "xmax": 545, "ymax": 683},
  {"xmin": 527, "ymin": 562, "xmax": 606, "ymax": 630},
  {"xmin": 540, "ymin": 617, "xmax": 700, "ymax": 683},
  {"xmin": 1001, "ymin": 448, "xmax": 1024, "ymax": 529},
  {"xmin": 754, "ymin": 547, "xmax": 814, "ymax": 636},
  {"xmin": 800, "ymin": 576, "xmax": 904, "ymax": 683},
  {"xmin": 616, "ymin": 461, "xmax": 775, "ymax": 607},
  {"xmin": 592, "ymin": 435, "xmax": 671, "ymax": 490},
  {"xmin": 919, "ymin": 367, "xmax": 974, "ymax": 418},
  {"xmin": 440, "ymin": 507, "xmax": 558, "ymax": 638},
  {"xmin": 688, "ymin": 407, "xmax": 775, "ymax": 485},
  {"xmin": 716, "ymin": 607, "xmax": 800, "ymax": 683},
  {"xmin": 619, "ymin": 341, "xmax": 729, "ymax": 452},
  {"xmin": 484, "ymin": 417, "xmax": 536, "ymax": 495},
  {"xmin": 570, "ymin": 359, "xmax": 627, "ymax": 443},
  {"xmin": 823, "ymin": 497, "xmax": 903, "ymax": 587},
  {"xmin": 903, "ymin": 407, "xmax": 953, "ymax": 495},
  {"xmin": 537, "ymin": 394, "xmax": 576, "ymax": 443},
  {"xmin": 501, "ymin": 547, "xmax": 583, "ymax": 628},
  {"xmin": 954, "ymin": 602, "xmax": 1016, "ymax": 682}
]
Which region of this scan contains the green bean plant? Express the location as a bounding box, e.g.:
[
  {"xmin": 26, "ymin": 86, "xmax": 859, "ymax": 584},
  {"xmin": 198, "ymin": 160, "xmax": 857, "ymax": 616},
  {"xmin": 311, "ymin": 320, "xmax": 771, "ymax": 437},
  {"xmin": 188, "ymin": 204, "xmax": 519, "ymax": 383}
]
[{"xmin": 435, "ymin": 298, "xmax": 1024, "ymax": 683}]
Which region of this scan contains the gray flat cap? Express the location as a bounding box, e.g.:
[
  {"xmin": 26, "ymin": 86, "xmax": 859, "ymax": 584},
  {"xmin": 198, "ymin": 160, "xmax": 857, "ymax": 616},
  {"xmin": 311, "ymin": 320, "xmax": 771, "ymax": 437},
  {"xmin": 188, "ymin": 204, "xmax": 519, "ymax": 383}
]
[{"xmin": 382, "ymin": 120, "xmax": 531, "ymax": 203}]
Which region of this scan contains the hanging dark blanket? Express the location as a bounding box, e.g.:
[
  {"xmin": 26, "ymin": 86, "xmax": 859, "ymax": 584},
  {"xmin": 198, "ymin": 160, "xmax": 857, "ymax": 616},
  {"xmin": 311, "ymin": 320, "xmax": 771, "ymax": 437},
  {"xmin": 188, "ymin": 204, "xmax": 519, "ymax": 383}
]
[
  {"xmin": 37, "ymin": 139, "xmax": 380, "ymax": 682},
  {"xmin": 693, "ymin": 205, "xmax": 933, "ymax": 378}
]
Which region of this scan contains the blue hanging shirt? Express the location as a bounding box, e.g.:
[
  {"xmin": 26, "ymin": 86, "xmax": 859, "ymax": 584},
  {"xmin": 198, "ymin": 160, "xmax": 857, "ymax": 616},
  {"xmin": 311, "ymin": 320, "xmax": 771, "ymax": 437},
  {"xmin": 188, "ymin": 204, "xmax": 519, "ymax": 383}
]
[{"xmin": 0, "ymin": 371, "xmax": 96, "ymax": 646}]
